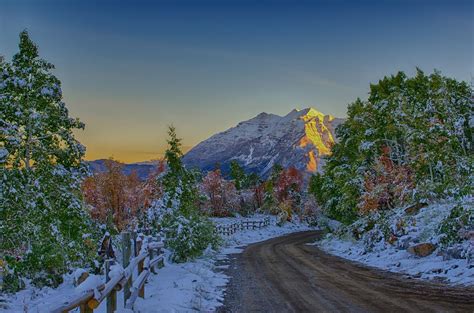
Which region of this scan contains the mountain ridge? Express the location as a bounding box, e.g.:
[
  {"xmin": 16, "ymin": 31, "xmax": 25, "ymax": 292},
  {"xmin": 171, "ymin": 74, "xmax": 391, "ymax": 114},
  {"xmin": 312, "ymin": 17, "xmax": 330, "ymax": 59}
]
[
  {"xmin": 182, "ymin": 107, "xmax": 344, "ymax": 176},
  {"xmin": 88, "ymin": 108, "xmax": 344, "ymax": 178},
  {"xmin": 86, "ymin": 159, "xmax": 157, "ymax": 180}
]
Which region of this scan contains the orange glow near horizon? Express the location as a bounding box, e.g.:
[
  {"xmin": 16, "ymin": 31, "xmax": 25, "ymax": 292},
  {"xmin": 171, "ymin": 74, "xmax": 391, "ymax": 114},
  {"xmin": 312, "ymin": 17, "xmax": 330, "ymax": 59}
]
[
  {"xmin": 79, "ymin": 138, "xmax": 193, "ymax": 163},
  {"xmin": 82, "ymin": 147, "xmax": 193, "ymax": 163}
]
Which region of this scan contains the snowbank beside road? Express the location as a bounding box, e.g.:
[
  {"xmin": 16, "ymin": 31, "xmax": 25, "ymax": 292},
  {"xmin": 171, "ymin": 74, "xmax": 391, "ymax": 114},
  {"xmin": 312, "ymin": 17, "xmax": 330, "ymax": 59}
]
[
  {"xmin": 316, "ymin": 201, "xmax": 473, "ymax": 286},
  {"xmin": 319, "ymin": 236, "xmax": 473, "ymax": 285}
]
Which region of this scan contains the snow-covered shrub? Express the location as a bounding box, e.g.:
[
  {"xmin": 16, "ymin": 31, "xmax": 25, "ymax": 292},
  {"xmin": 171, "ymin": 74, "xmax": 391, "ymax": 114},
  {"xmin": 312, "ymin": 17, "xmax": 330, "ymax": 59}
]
[
  {"xmin": 360, "ymin": 215, "xmax": 392, "ymax": 252},
  {"xmin": 236, "ymin": 190, "xmax": 257, "ymax": 217},
  {"xmin": 163, "ymin": 210, "xmax": 220, "ymax": 262},
  {"xmin": 317, "ymin": 216, "xmax": 343, "ymax": 235},
  {"xmin": 300, "ymin": 195, "xmax": 320, "ymax": 226},
  {"xmin": 347, "ymin": 211, "xmax": 392, "ymax": 249},
  {"xmin": 277, "ymin": 200, "xmax": 292, "ymax": 223},
  {"xmin": 350, "ymin": 213, "xmax": 377, "ymax": 240},
  {"xmin": 359, "ymin": 148, "xmax": 414, "ymax": 214},
  {"xmin": 276, "ymin": 210, "xmax": 289, "ymax": 227},
  {"xmin": 361, "ymin": 226, "xmax": 386, "ymax": 253},
  {"xmin": 438, "ymin": 204, "xmax": 473, "ymax": 247}
]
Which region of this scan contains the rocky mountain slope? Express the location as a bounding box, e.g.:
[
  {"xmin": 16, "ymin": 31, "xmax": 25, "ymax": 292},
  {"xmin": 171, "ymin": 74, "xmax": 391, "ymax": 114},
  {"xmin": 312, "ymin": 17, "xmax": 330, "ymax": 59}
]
[{"xmin": 183, "ymin": 108, "xmax": 344, "ymax": 176}]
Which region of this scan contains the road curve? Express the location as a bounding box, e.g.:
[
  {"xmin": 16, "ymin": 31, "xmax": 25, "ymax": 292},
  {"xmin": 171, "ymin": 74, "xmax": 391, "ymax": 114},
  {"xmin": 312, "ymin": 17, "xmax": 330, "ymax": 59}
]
[{"xmin": 218, "ymin": 231, "xmax": 474, "ymax": 313}]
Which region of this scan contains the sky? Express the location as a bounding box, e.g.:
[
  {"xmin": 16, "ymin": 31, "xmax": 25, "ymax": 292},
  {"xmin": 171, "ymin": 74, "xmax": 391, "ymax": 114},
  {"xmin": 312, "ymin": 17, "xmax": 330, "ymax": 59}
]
[{"xmin": 1, "ymin": 0, "xmax": 473, "ymax": 162}]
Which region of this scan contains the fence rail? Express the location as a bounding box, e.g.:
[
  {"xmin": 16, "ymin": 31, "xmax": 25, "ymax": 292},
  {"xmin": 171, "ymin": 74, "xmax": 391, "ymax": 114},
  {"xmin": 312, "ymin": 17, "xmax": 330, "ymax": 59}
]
[
  {"xmin": 216, "ymin": 217, "xmax": 271, "ymax": 236},
  {"xmin": 51, "ymin": 232, "xmax": 164, "ymax": 313}
]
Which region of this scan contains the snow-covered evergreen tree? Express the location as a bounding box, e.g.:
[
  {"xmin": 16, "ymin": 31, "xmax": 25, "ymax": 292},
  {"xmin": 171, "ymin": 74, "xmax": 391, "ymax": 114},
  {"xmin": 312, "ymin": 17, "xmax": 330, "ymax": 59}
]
[
  {"xmin": 148, "ymin": 126, "xmax": 219, "ymax": 262},
  {"xmin": 1, "ymin": 31, "xmax": 95, "ymax": 290},
  {"xmin": 161, "ymin": 125, "xmax": 198, "ymax": 214},
  {"xmin": 229, "ymin": 160, "xmax": 245, "ymax": 190}
]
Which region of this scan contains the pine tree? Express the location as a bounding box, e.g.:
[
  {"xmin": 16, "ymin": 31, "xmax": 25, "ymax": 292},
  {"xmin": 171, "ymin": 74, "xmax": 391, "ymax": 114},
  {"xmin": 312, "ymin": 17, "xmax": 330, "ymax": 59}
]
[
  {"xmin": 152, "ymin": 126, "xmax": 219, "ymax": 262},
  {"xmin": 244, "ymin": 172, "xmax": 260, "ymax": 189},
  {"xmin": 229, "ymin": 160, "xmax": 246, "ymax": 190},
  {"xmin": 161, "ymin": 125, "xmax": 197, "ymax": 213},
  {"xmin": 1, "ymin": 31, "xmax": 95, "ymax": 290}
]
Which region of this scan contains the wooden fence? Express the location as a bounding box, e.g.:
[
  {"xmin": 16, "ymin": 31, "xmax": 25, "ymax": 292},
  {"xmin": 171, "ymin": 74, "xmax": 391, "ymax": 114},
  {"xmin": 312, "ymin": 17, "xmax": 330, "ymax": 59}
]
[
  {"xmin": 51, "ymin": 232, "xmax": 164, "ymax": 313},
  {"xmin": 49, "ymin": 217, "xmax": 270, "ymax": 311},
  {"xmin": 216, "ymin": 217, "xmax": 271, "ymax": 236}
]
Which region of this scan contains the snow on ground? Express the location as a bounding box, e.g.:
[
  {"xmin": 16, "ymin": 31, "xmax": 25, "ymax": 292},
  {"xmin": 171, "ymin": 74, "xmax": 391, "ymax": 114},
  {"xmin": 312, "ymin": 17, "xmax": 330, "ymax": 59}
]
[
  {"xmin": 215, "ymin": 214, "xmax": 313, "ymax": 254},
  {"xmin": 319, "ymin": 239, "xmax": 472, "ymax": 285},
  {"xmin": 316, "ymin": 201, "xmax": 474, "ymax": 286},
  {"xmin": 0, "ymin": 272, "xmax": 108, "ymax": 313},
  {"xmin": 0, "ymin": 215, "xmax": 312, "ymax": 313},
  {"xmin": 134, "ymin": 248, "xmax": 227, "ymax": 313}
]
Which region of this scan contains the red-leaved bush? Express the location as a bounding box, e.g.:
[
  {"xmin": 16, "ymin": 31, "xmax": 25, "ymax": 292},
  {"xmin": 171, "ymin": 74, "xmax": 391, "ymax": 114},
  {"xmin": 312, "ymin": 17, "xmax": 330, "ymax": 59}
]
[
  {"xmin": 82, "ymin": 159, "xmax": 164, "ymax": 231},
  {"xmin": 359, "ymin": 146, "xmax": 414, "ymax": 214},
  {"xmin": 201, "ymin": 169, "xmax": 239, "ymax": 217}
]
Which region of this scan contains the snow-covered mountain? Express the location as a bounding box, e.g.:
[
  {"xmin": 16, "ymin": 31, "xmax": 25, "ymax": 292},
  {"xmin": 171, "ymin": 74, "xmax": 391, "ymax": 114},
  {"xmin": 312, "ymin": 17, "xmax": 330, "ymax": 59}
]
[{"xmin": 183, "ymin": 108, "xmax": 344, "ymax": 176}]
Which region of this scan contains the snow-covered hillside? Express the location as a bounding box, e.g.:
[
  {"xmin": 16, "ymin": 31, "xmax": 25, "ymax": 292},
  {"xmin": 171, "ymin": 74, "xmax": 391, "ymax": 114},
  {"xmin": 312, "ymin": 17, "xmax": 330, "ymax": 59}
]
[{"xmin": 183, "ymin": 108, "xmax": 344, "ymax": 177}]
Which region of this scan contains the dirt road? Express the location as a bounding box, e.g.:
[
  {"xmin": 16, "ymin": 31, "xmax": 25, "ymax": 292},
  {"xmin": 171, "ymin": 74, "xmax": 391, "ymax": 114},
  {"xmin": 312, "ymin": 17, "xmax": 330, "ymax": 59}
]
[{"xmin": 218, "ymin": 231, "xmax": 474, "ymax": 313}]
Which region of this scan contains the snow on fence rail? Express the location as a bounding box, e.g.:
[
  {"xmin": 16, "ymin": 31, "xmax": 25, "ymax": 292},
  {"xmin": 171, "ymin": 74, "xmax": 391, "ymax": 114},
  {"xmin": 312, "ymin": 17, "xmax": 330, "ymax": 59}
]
[
  {"xmin": 215, "ymin": 217, "xmax": 271, "ymax": 236},
  {"xmin": 51, "ymin": 232, "xmax": 164, "ymax": 313}
]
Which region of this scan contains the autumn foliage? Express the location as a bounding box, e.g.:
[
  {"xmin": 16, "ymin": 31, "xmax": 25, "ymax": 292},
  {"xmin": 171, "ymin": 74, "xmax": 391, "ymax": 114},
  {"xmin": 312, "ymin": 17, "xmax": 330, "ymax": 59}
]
[
  {"xmin": 275, "ymin": 167, "xmax": 303, "ymax": 206},
  {"xmin": 82, "ymin": 159, "xmax": 164, "ymax": 231},
  {"xmin": 201, "ymin": 169, "xmax": 239, "ymax": 217},
  {"xmin": 359, "ymin": 146, "xmax": 413, "ymax": 214}
]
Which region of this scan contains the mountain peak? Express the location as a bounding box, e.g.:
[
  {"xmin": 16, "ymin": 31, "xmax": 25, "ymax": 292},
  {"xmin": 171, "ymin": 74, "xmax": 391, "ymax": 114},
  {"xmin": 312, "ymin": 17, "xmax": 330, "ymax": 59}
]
[
  {"xmin": 300, "ymin": 107, "xmax": 323, "ymax": 116},
  {"xmin": 183, "ymin": 108, "xmax": 344, "ymax": 177},
  {"xmin": 299, "ymin": 107, "xmax": 326, "ymax": 121},
  {"xmin": 284, "ymin": 107, "xmax": 326, "ymax": 121}
]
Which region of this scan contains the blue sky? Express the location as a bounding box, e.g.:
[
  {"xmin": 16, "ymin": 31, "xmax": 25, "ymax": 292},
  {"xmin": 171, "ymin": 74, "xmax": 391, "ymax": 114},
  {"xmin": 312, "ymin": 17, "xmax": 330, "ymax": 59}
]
[{"xmin": 1, "ymin": 0, "xmax": 472, "ymax": 161}]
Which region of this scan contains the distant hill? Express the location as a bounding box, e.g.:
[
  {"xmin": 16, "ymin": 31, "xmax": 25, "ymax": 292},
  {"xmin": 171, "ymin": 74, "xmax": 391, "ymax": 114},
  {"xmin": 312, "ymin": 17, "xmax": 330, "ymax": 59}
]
[{"xmin": 86, "ymin": 159, "xmax": 158, "ymax": 180}]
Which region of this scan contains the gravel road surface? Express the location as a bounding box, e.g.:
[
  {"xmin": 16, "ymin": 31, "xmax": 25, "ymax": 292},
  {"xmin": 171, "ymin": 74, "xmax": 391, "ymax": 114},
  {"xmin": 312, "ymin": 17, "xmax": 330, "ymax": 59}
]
[{"xmin": 218, "ymin": 231, "xmax": 474, "ymax": 313}]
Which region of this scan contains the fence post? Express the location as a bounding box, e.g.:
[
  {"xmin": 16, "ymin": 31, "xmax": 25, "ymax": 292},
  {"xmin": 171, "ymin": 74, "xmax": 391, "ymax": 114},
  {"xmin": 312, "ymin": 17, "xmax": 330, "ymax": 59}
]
[
  {"xmin": 132, "ymin": 232, "xmax": 138, "ymax": 256},
  {"xmin": 137, "ymin": 235, "xmax": 145, "ymax": 298},
  {"xmin": 149, "ymin": 240, "xmax": 156, "ymax": 274},
  {"xmin": 155, "ymin": 235, "xmax": 164, "ymax": 268},
  {"xmin": 122, "ymin": 232, "xmax": 132, "ymax": 307},
  {"xmin": 105, "ymin": 259, "xmax": 117, "ymax": 313},
  {"xmin": 80, "ymin": 303, "xmax": 93, "ymax": 313}
]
